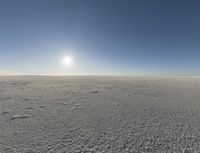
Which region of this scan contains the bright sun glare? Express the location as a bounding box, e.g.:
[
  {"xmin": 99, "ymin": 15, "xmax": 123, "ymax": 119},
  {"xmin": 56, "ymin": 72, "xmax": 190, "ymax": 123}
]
[{"xmin": 62, "ymin": 55, "xmax": 74, "ymax": 67}]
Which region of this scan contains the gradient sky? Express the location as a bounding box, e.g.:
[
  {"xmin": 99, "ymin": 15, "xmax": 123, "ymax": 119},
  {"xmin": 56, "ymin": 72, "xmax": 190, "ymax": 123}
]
[{"xmin": 1, "ymin": 0, "xmax": 200, "ymax": 75}]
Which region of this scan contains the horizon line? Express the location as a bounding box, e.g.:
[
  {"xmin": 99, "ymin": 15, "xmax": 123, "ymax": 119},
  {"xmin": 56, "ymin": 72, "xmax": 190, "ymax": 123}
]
[{"xmin": 1, "ymin": 74, "xmax": 200, "ymax": 77}]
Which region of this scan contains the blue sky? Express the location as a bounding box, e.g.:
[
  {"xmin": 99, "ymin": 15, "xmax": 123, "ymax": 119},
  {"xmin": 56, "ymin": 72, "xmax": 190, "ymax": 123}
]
[{"xmin": 1, "ymin": 0, "xmax": 200, "ymax": 75}]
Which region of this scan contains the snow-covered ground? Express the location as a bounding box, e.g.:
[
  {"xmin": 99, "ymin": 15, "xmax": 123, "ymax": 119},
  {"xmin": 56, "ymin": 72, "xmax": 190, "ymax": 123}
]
[{"xmin": 1, "ymin": 76, "xmax": 200, "ymax": 153}]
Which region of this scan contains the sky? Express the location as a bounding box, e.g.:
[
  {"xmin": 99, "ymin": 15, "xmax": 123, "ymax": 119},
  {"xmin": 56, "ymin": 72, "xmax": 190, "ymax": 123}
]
[{"xmin": 1, "ymin": 0, "xmax": 200, "ymax": 75}]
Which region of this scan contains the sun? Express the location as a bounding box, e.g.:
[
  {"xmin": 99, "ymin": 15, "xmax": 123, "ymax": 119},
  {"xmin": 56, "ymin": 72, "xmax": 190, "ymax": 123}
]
[{"xmin": 62, "ymin": 55, "xmax": 74, "ymax": 67}]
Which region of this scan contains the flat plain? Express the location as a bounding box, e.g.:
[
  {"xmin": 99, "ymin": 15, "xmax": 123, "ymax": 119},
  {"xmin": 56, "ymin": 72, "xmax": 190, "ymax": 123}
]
[{"xmin": 1, "ymin": 76, "xmax": 200, "ymax": 153}]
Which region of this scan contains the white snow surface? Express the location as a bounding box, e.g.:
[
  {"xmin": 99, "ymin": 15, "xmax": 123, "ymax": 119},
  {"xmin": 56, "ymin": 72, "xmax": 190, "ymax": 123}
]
[{"xmin": 1, "ymin": 76, "xmax": 200, "ymax": 153}]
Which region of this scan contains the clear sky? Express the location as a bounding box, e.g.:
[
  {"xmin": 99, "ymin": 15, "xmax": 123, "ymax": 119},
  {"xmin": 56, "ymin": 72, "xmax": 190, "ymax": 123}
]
[{"xmin": 1, "ymin": 0, "xmax": 200, "ymax": 75}]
